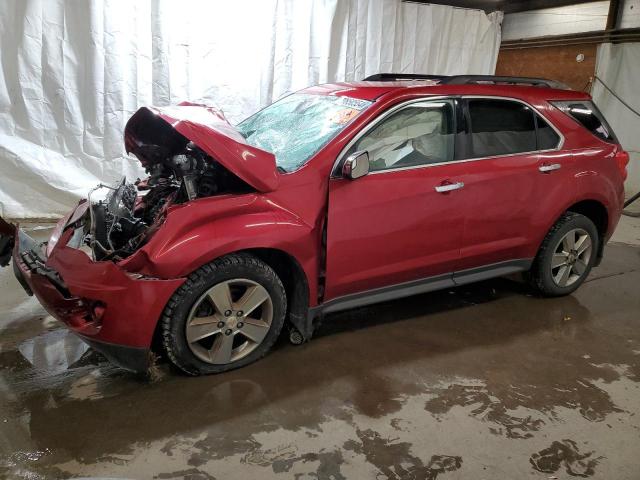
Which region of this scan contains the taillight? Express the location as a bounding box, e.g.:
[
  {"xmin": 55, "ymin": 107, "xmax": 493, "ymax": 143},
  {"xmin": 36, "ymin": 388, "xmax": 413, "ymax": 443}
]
[{"xmin": 615, "ymin": 150, "xmax": 630, "ymax": 181}]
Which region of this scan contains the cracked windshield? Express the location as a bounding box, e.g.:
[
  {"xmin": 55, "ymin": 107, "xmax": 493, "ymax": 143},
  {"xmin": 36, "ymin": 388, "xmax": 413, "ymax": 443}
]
[{"xmin": 237, "ymin": 93, "xmax": 372, "ymax": 171}]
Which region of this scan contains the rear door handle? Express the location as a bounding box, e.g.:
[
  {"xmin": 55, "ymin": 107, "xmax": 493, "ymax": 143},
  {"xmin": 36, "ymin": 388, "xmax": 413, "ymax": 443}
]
[
  {"xmin": 539, "ymin": 163, "xmax": 561, "ymax": 173},
  {"xmin": 435, "ymin": 181, "xmax": 464, "ymax": 193}
]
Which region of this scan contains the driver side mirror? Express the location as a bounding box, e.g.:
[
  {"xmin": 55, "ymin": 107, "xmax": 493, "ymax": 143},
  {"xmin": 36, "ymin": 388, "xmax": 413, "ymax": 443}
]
[{"xmin": 342, "ymin": 151, "xmax": 370, "ymax": 180}]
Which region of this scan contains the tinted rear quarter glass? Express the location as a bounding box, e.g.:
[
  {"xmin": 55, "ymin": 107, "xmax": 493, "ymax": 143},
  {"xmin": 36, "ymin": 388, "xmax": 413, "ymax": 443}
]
[{"xmin": 552, "ymin": 100, "xmax": 618, "ymax": 143}]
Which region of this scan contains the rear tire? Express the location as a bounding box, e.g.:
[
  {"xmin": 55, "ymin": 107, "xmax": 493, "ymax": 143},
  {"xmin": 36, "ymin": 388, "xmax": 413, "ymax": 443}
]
[
  {"xmin": 526, "ymin": 212, "xmax": 599, "ymax": 297},
  {"xmin": 161, "ymin": 253, "xmax": 286, "ymax": 375}
]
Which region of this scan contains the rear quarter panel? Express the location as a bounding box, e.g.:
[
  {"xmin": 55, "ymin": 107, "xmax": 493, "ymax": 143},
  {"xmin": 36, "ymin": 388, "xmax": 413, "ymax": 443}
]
[{"xmin": 543, "ymin": 103, "xmax": 624, "ymax": 239}]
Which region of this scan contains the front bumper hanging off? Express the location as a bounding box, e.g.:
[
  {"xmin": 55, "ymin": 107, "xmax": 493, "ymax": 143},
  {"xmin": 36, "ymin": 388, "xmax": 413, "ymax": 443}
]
[{"xmin": 0, "ymin": 210, "xmax": 185, "ymax": 373}]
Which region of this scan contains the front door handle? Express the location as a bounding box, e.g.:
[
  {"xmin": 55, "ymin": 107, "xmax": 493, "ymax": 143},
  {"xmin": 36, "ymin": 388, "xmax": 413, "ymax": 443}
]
[
  {"xmin": 539, "ymin": 163, "xmax": 561, "ymax": 173},
  {"xmin": 435, "ymin": 181, "xmax": 464, "ymax": 193}
]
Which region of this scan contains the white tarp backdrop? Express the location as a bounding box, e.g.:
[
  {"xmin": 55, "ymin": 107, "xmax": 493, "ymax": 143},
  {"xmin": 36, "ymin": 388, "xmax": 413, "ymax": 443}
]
[
  {"xmin": 592, "ymin": 42, "xmax": 640, "ymax": 195},
  {"xmin": 0, "ymin": 0, "xmax": 502, "ymax": 218}
]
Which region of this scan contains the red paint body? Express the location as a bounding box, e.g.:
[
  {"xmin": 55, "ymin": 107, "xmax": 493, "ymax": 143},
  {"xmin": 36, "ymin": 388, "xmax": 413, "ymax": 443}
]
[{"xmin": 9, "ymin": 81, "xmax": 626, "ymax": 368}]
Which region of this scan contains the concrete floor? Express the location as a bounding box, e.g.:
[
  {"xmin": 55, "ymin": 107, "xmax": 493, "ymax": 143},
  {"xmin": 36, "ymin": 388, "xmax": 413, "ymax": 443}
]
[{"xmin": 1, "ymin": 217, "xmax": 639, "ymax": 479}]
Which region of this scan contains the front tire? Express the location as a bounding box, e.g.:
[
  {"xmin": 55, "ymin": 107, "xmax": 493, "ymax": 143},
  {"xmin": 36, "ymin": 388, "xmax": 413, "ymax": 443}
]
[
  {"xmin": 161, "ymin": 253, "xmax": 287, "ymax": 375},
  {"xmin": 526, "ymin": 212, "xmax": 599, "ymax": 297}
]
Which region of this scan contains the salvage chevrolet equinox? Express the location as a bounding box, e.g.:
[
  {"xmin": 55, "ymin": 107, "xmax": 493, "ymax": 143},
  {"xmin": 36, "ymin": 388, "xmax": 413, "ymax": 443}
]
[{"xmin": 0, "ymin": 74, "xmax": 628, "ymax": 375}]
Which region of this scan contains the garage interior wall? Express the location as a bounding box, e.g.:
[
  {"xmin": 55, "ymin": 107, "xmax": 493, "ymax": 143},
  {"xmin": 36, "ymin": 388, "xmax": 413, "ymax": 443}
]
[
  {"xmin": 501, "ymin": 1, "xmax": 610, "ymax": 40},
  {"xmin": 495, "ymin": 45, "xmax": 597, "ymax": 92},
  {"xmin": 0, "ymin": 0, "xmax": 502, "ymax": 219},
  {"xmin": 592, "ymin": 42, "xmax": 640, "ymax": 195}
]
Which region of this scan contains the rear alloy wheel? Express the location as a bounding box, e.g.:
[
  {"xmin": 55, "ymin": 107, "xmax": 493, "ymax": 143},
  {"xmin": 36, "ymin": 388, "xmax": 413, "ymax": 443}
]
[
  {"xmin": 162, "ymin": 254, "xmax": 286, "ymax": 375},
  {"xmin": 550, "ymin": 228, "xmax": 592, "ymax": 288},
  {"xmin": 526, "ymin": 212, "xmax": 599, "ymax": 297}
]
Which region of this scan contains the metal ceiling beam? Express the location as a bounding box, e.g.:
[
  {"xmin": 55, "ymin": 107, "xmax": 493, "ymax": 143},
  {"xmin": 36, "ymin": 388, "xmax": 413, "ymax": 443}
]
[
  {"xmin": 402, "ymin": 0, "xmax": 605, "ymax": 14},
  {"xmin": 500, "ymin": 27, "xmax": 640, "ymax": 49},
  {"xmin": 499, "ymin": 0, "xmax": 605, "ymax": 14}
]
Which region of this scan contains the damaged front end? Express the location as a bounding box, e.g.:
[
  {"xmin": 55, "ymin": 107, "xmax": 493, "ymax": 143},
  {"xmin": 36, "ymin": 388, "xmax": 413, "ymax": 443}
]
[
  {"xmin": 0, "ymin": 209, "xmax": 185, "ymax": 373},
  {"xmin": 87, "ymin": 145, "xmax": 251, "ymax": 261},
  {"xmin": 0, "ymin": 102, "xmax": 281, "ymax": 372},
  {"xmin": 91, "ymin": 105, "xmax": 263, "ymax": 261}
]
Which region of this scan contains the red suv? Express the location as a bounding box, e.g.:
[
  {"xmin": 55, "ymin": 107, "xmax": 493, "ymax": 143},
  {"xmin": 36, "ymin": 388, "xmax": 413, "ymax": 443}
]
[{"xmin": 0, "ymin": 74, "xmax": 628, "ymax": 375}]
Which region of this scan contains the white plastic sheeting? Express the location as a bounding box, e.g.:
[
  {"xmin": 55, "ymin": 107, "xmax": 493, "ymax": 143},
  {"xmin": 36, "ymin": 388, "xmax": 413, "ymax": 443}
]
[
  {"xmin": 0, "ymin": 0, "xmax": 502, "ymax": 218},
  {"xmin": 592, "ymin": 43, "xmax": 640, "ymax": 194}
]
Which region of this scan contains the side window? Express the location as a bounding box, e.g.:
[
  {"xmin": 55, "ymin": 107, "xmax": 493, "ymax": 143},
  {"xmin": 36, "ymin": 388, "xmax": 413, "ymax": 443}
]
[
  {"xmin": 552, "ymin": 100, "xmax": 617, "ymax": 143},
  {"xmin": 468, "ymin": 99, "xmax": 536, "ymax": 157},
  {"xmin": 535, "ymin": 115, "xmax": 561, "ymax": 150},
  {"xmin": 350, "ymin": 100, "xmax": 455, "ymax": 172}
]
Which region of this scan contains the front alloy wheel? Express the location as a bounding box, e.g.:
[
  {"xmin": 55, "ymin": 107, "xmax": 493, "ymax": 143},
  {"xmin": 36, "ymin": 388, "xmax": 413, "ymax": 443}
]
[
  {"xmin": 162, "ymin": 254, "xmax": 287, "ymax": 375},
  {"xmin": 186, "ymin": 279, "xmax": 273, "ymax": 364}
]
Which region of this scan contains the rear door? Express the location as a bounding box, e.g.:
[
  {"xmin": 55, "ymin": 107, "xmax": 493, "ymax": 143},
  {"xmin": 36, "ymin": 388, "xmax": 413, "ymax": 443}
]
[
  {"xmin": 454, "ymin": 97, "xmax": 575, "ymax": 272},
  {"xmin": 324, "ymin": 98, "xmax": 466, "ymax": 300}
]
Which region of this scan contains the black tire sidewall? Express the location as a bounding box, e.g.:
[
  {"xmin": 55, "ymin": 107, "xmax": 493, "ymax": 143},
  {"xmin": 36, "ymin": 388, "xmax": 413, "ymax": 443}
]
[
  {"xmin": 537, "ymin": 214, "xmax": 599, "ymax": 296},
  {"xmin": 164, "ymin": 255, "xmax": 286, "ymax": 375}
]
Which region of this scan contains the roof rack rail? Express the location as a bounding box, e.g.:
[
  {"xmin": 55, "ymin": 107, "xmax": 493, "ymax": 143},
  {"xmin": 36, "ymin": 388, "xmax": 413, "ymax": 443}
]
[
  {"xmin": 443, "ymin": 75, "xmax": 569, "ymax": 89},
  {"xmin": 363, "ymin": 73, "xmax": 447, "ymax": 82},
  {"xmin": 363, "ymin": 73, "xmax": 570, "ymax": 90}
]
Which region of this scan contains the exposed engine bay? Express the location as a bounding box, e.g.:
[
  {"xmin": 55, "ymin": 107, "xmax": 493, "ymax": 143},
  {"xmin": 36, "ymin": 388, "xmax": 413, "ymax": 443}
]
[
  {"xmin": 87, "ymin": 117, "xmax": 253, "ymax": 261},
  {"xmin": 0, "ymin": 104, "xmax": 272, "ymax": 266}
]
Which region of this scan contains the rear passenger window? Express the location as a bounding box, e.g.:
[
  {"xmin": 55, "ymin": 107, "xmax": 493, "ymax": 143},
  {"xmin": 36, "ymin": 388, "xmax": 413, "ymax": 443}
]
[
  {"xmin": 468, "ymin": 99, "xmax": 536, "ymax": 157},
  {"xmin": 535, "ymin": 115, "xmax": 561, "ymax": 150},
  {"xmin": 552, "ymin": 100, "xmax": 617, "ymax": 143}
]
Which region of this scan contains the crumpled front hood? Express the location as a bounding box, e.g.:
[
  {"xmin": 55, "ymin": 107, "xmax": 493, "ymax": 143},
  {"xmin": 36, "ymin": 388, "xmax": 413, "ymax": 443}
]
[{"xmin": 125, "ymin": 102, "xmax": 280, "ymax": 192}]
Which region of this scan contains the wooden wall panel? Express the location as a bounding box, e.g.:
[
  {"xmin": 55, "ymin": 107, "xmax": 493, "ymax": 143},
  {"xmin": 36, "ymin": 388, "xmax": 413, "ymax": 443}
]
[{"xmin": 495, "ymin": 44, "xmax": 598, "ymax": 91}]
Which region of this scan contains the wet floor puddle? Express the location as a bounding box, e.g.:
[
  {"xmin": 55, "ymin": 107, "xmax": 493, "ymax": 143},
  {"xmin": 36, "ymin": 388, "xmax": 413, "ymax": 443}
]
[{"xmin": 0, "ymin": 244, "xmax": 639, "ymax": 478}]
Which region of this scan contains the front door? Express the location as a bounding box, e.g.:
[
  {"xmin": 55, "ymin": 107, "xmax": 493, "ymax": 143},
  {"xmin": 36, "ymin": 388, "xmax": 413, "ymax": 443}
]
[{"xmin": 324, "ymin": 98, "xmax": 466, "ymax": 300}]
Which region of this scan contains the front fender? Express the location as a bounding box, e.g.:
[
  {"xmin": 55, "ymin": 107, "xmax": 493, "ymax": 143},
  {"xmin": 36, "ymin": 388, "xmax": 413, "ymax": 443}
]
[{"xmin": 119, "ymin": 194, "xmax": 320, "ymax": 304}]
